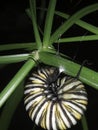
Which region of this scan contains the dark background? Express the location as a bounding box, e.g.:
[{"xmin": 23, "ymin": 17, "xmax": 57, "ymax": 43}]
[{"xmin": 0, "ymin": 0, "xmax": 98, "ymax": 130}]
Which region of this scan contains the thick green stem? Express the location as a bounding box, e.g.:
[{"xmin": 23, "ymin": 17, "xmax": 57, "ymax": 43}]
[
  {"xmin": 0, "ymin": 59, "xmax": 35, "ymax": 108},
  {"xmin": 39, "ymin": 52, "xmax": 98, "ymax": 90}
]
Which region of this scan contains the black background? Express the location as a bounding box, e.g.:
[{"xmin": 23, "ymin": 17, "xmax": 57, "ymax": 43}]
[{"xmin": 0, "ymin": 0, "xmax": 98, "ymax": 130}]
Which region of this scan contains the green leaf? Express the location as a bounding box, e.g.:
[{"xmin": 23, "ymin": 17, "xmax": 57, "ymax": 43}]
[
  {"xmin": 29, "ymin": 0, "xmax": 42, "ymax": 49},
  {"xmin": 26, "ymin": 9, "xmax": 44, "ymax": 36},
  {"xmin": 0, "ymin": 54, "xmax": 29, "ymax": 64},
  {"xmin": 37, "ymin": 8, "xmax": 98, "ymax": 35},
  {"xmin": 49, "ymin": 3, "xmax": 98, "ymax": 44},
  {"xmin": 32, "ymin": 0, "xmax": 36, "ymax": 17},
  {"xmin": 55, "ymin": 11, "xmax": 98, "ymax": 35},
  {"xmin": 0, "ymin": 59, "xmax": 35, "ymax": 108},
  {"xmin": 0, "ymin": 43, "xmax": 37, "ymax": 51},
  {"xmin": 55, "ymin": 35, "xmax": 98, "ymax": 43},
  {"xmin": 43, "ymin": 0, "xmax": 57, "ymax": 48}
]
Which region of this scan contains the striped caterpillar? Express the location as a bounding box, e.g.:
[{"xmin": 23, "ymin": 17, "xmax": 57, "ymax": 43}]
[{"xmin": 24, "ymin": 65, "xmax": 88, "ymax": 130}]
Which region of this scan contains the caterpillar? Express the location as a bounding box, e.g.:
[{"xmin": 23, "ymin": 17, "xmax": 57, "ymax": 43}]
[{"xmin": 24, "ymin": 65, "xmax": 88, "ymax": 130}]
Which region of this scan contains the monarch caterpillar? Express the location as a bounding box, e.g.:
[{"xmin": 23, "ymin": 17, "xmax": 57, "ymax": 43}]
[{"xmin": 24, "ymin": 65, "xmax": 88, "ymax": 130}]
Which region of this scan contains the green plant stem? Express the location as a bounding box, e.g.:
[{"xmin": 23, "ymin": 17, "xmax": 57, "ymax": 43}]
[
  {"xmin": 55, "ymin": 35, "xmax": 98, "ymax": 43},
  {"xmin": 0, "ymin": 81, "xmax": 24, "ymax": 130},
  {"xmin": 81, "ymin": 115, "xmax": 88, "ymax": 130},
  {"xmin": 32, "ymin": 0, "xmax": 36, "ymax": 17},
  {"xmin": 38, "ymin": 0, "xmax": 46, "ymax": 26},
  {"xmin": 0, "ymin": 59, "xmax": 35, "ymax": 108},
  {"xmin": 37, "ymin": 7, "xmax": 98, "ymax": 35},
  {"xmin": 49, "ymin": 3, "xmax": 98, "ymax": 44},
  {"xmin": 0, "ymin": 42, "xmax": 36, "ymax": 51},
  {"xmin": 43, "ymin": 0, "xmax": 57, "ymax": 48},
  {"xmin": 26, "ymin": 9, "xmax": 44, "ymax": 36},
  {"xmin": 39, "ymin": 52, "xmax": 98, "ymax": 90},
  {"xmin": 55, "ymin": 11, "xmax": 98, "ymax": 35},
  {"xmin": 29, "ymin": 0, "xmax": 42, "ymax": 49},
  {"xmin": 0, "ymin": 54, "xmax": 29, "ymax": 64}
]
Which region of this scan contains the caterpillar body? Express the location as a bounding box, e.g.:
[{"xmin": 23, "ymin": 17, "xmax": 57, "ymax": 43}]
[{"xmin": 24, "ymin": 65, "xmax": 88, "ymax": 130}]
